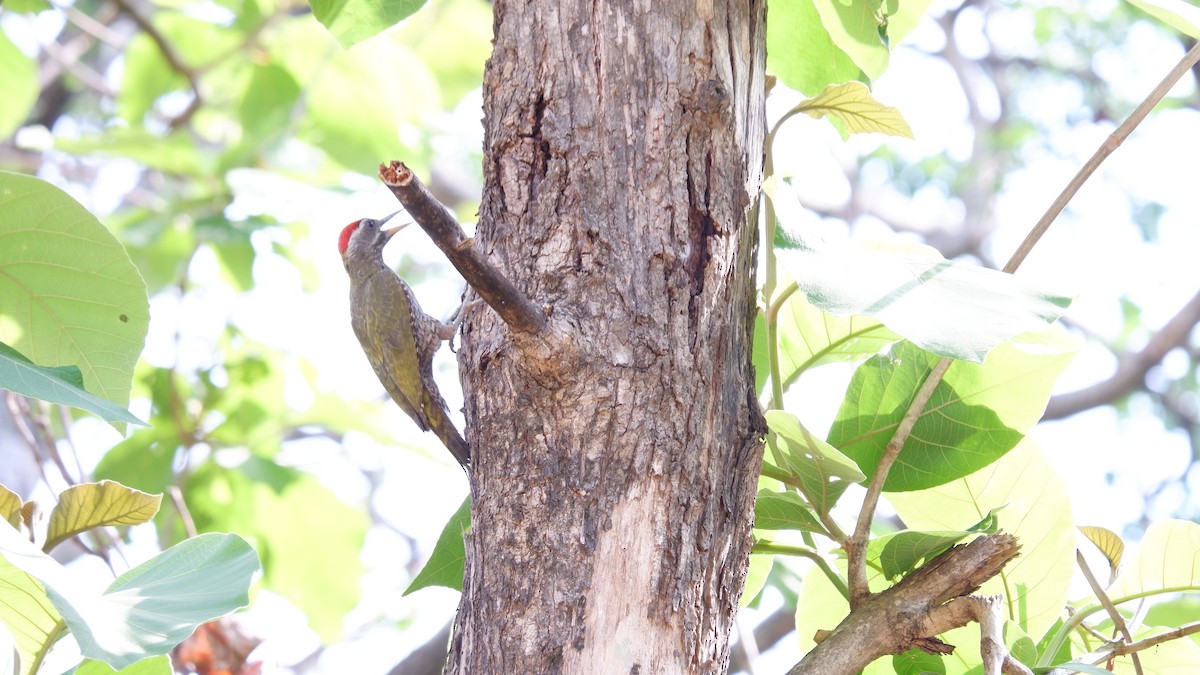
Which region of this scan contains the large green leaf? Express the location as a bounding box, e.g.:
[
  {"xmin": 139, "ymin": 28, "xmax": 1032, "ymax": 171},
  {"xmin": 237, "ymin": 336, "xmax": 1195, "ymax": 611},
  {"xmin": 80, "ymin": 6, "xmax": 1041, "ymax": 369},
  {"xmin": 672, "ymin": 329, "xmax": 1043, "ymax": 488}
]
[
  {"xmin": 184, "ymin": 460, "xmax": 366, "ymax": 642},
  {"xmin": 271, "ymin": 21, "xmax": 440, "ymax": 175},
  {"xmin": 887, "ymin": 440, "xmax": 1075, "ymax": 641},
  {"xmin": 767, "ymin": 411, "xmax": 866, "ymax": 512},
  {"xmin": 812, "ymin": 0, "xmax": 890, "ymax": 78},
  {"xmin": 0, "ymin": 342, "xmax": 146, "ymax": 427},
  {"xmin": 1126, "ymin": 0, "xmax": 1200, "ymax": 39},
  {"xmin": 310, "ymin": 0, "xmax": 426, "ymax": 48},
  {"xmin": 868, "ymin": 529, "xmax": 974, "ymax": 581},
  {"xmin": 45, "ymin": 482, "xmax": 161, "ymax": 554},
  {"xmin": 1107, "ymin": 519, "xmax": 1200, "ymax": 600},
  {"xmin": 772, "ymin": 287, "xmax": 901, "ymax": 389},
  {"xmin": 777, "ymin": 234, "xmax": 1072, "ymax": 363},
  {"xmin": 0, "ymin": 553, "xmax": 61, "ymax": 675},
  {"xmin": 0, "ymin": 30, "xmax": 38, "ymax": 141},
  {"xmin": 406, "ymin": 495, "xmax": 470, "ymax": 595},
  {"xmin": 829, "ymin": 342, "xmax": 1022, "ymax": 491},
  {"xmin": 753, "ymin": 489, "xmax": 826, "ymax": 533},
  {"xmin": 767, "ymin": 0, "xmax": 866, "ymax": 96},
  {"xmin": 0, "ymin": 525, "xmax": 258, "ymax": 671},
  {"xmin": 73, "ymin": 655, "xmax": 172, "ymax": 675},
  {"xmin": 56, "ymin": 130, "xmax": 212, "ymax": 177},
  {"xmin": 828, "ymin": 332, "xmax": 1076, "ymax": 492},
  {"xmin": 0, "ymin": 173, "xmax": 150, "ymax": 423}
]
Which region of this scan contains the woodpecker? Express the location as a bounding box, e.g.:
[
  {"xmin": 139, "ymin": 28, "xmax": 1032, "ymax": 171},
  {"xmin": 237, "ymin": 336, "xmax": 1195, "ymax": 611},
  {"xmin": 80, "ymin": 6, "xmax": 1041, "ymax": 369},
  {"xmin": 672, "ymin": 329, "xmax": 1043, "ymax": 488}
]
[{"xmin": 338, "ymin": 212, "xmax": 470, "ymax": 468}]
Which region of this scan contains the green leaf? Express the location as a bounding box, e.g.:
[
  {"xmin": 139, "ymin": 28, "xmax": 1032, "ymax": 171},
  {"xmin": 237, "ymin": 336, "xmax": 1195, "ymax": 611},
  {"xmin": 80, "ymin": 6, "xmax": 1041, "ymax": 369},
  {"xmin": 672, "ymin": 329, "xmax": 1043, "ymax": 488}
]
[
  {"xmin": 1, "ymin": 0, "xmax": 52, "ymax": 11},
  {"xmin": 44, "ymin": 481, "xmax": 162, "ymax": 553},
  {"xmin": 310, "ymin": 0, "xmax": 427, "ymax": 48},
  {"xmin": 0, "ymin": 341, "xmax": 147, "ymax": 426},
  {"xmin": 777, "ymin": 233, "xmax": 1072, "ymax": 363},
  {"xmin": 754, "ymin": 490, "xmax": 826, "ymax": 533},
  {"xmin": 0, "ymin": 484, "xmax": 20, "ymax": 529},
  {"xmin": 74, "ymin": 655, "xmax": 173, "ymax": 675},
  {"xmin": 184, "ymin": 461, "xmax": 366, "ymax": 642},
  {"xmin": 56, "ymin": 129, "xmax": 213, "ymax": 177},
  {"xmin": 740, "ymin": 551, "xmax": 773, "ymax": 608},
  {"xmin": 1107, "ymin": 519, "xmax": 1200, "ymax": 599},
  {"xmin": 830, "ymin": 341, "xmax": 1024, "ymax": 491},
  {"xmin": 0, "ymin": 30, "xmax": 38, "ymax": 141},
  {"xmin": 831, "ymin": 332, "xmax": 1075, "ymax": 492},
  {"xmin": 766, "ymin": 411, "xmax": 865, "ymax": 512},
  {"xmin": 794, "ymin": 81, "xmax": 914, "ymax": 139},
  {"xmin": 887, "ymin": 439, "xmax": 1075, "ymax": 640},
  {"xmin": 1005, "ymin": 621, "xmax": 1038, "ymax": 670},
  {"xmin": 0, "ymin": 549, "xmax": 61, "ymax": 675},
  {"xmin": 93, "ymin": 427, "xmax": 180, "ymax": 498},
  {"xmin": 272, "ymin": 21, "xmax": 440, "ymax": 175},
  {"xmin": 893, "ymin": 648, "xmax": 946, "ymax": 675},
  {"xmin": 0, "ymin": 173, "xmax": 150, "ymax": 428},
  {"xmin": 767, "ymin": 0, "xmax": 866, "ymax": 96},
  {"xmin": 1145, "ymin": 597, "xmax": 1200, "ymax": 647},
  {"xmin": 812, "ymin": 0, "xmax": 890, "ymax": 79},
  {"xmin": 772, "ymin": 285, "xmax": 901, "ymax": 386},
  {"xmin": 0, "ymin": 525, "xmax": 258, "ymax": 670},
  {"xmin": 884, "ymin": 0, "xmax": 936, "ymax": 46},
  {"xmin": 869, "ymin": 529, "xmax": 972, "ymax": 581},
  {"xmin": 406, "ymin": 495, "xmax": 470, "ymax": 595},
  {"xmin": 236, "ymin": 63, "xmax": 302, "ymax": 143},
  {"xmin": 1126, "ymin": 0, "xmax": 1200, "ymax": 39}
]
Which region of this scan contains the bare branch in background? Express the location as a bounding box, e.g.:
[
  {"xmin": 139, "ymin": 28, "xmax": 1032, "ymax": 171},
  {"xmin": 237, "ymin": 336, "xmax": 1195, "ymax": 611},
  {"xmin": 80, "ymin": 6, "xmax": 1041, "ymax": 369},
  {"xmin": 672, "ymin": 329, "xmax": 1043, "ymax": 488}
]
[{"xmin": 1045, "ymin": 288, "xmax": 1200, "ymax": 419}]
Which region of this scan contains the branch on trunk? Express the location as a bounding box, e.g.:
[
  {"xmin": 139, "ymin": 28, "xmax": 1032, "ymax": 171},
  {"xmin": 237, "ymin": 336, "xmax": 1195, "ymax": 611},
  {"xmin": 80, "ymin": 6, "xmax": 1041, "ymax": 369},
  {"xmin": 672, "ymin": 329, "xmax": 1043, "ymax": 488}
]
[
  {"xmin": 788, "ymin": 533, "xmax": 1022, "ymax": 675},
  {"xmin": 1044, "ymin": 287, "xmax": 1200, "ymax": 420},
  {"xmin": 378, "ymin": 161, "xmax": 547, "ymax": 336}
]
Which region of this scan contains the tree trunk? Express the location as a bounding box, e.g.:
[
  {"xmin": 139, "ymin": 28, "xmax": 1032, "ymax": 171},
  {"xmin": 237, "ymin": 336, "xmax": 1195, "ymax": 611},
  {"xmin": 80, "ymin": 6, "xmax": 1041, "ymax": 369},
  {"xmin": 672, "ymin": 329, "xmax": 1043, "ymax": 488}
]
[{"xmin": 451, "ymin": 1, "xmax": 766, "ymax": 672}]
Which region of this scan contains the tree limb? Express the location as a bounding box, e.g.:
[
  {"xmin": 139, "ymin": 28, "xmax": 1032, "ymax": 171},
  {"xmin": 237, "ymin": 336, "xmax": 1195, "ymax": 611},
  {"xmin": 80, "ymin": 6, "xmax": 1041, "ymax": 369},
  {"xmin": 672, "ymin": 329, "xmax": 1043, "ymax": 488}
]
[
  {"xmin": 1045, "ymin": 287, "xmax": 1200, "ymax": 419},
  {"xmin": 788, "ymin": 534, "xmax": 1021, "ymax": 674},
  {"xmin": 378, "ymin": 161, "xmax": 547, "ymax": 336}
]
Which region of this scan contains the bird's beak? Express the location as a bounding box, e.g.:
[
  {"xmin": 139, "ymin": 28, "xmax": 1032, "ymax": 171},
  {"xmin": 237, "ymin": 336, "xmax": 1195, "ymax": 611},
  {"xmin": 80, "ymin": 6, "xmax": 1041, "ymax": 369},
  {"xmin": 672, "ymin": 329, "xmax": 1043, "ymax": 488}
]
[{"xmin": 379, "ymin": 210, "xmax": 410, "ymax": 239}]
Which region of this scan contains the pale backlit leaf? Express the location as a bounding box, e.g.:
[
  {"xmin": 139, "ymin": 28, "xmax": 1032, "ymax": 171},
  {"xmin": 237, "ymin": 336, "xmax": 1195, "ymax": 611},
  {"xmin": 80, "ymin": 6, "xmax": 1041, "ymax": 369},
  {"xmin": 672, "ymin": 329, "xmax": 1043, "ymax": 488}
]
[
  {"xmin": 795, "ymin": 81, "xmax": 914, "ymax": 139},
  {"xmin": 45, "ymin": 482, "xmax": 161, "ymax": 554},
  {"xmin": 1078, "ymin": 525, "xmax": 1125, "ymax": 581}
]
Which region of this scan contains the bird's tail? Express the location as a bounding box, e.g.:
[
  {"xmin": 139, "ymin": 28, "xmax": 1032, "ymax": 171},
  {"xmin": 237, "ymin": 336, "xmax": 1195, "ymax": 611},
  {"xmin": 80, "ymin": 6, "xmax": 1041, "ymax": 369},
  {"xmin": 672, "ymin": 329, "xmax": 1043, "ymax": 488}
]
[{"xmin": 430, "ymin": 408, "xmax": 471, "ymax": 469}]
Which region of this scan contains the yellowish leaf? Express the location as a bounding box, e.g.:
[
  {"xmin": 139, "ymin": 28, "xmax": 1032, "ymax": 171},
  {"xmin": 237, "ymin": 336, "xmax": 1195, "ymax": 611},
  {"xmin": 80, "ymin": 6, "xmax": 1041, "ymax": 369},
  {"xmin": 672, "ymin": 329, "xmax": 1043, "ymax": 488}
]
[
  {"xmin": 0, "ymin": 484, "xmax": 20, "ymax": 529},
  {"xmin": 795, "ymin": 81, "xmax": 914, "ymax": 139},
  {"xmin": 1079, "ymin": 525, "xmax": 1124, "ymax": 581},
  {"xmin": 44, "ymin": 480, "xmax": 162, "ymax": 553}
]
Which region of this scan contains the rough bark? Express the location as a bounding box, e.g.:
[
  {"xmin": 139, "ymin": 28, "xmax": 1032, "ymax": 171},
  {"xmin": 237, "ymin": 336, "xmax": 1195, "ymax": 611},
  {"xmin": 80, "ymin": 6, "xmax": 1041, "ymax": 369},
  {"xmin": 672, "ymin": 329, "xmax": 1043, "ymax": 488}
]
[{"xmin": 450, "ymin": 1, "xmax": 766, "ymax": 672}]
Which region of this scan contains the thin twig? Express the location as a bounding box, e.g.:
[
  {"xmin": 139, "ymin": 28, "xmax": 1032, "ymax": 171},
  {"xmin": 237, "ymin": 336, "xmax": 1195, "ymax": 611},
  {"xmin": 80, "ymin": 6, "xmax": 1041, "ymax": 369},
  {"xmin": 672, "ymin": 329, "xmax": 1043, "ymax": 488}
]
[
  {"xmin": 845, "ymin": 356, "xmax": 952, "ymax": 606},
  {"xmin": 1077, "ymin": 549, "xmax": 1143, "ymax": 674},
  {"xmin": 752, "ymin": 541, "xmax": 850, "ymax": 600},
  {"xmin": 1003, "ymin": 41, "xmax": 1200, "ymax": 274},
  {"xmin": 378, "ymin": 161, "xmax": 548, "ymax": 335},
  {"xmin": 168, "ymin": 486, "xmax": 198, "ymax": 539},
  {"xmin": 110, "ymin": 0, "xmax": 203, "ymax": 128},
  {"xmin": 1108, "ymin": 621, "xmax": 1200, "ymax": 657}
]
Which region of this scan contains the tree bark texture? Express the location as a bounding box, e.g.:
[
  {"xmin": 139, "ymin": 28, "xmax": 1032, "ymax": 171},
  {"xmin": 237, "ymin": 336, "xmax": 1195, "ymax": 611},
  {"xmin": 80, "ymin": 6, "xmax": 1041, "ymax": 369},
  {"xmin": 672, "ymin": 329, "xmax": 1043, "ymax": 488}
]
[{"xmin": 450, "ymin": 1, "xmax": 766, "ymax": 673}]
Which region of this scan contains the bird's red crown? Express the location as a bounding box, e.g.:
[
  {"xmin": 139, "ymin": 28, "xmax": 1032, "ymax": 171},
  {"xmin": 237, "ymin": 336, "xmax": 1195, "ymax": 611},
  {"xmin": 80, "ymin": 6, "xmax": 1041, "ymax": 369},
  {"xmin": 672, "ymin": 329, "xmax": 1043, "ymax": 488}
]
[{"xmin": 337, "ymin": 220, "xmax": 361, "ymax": 257}]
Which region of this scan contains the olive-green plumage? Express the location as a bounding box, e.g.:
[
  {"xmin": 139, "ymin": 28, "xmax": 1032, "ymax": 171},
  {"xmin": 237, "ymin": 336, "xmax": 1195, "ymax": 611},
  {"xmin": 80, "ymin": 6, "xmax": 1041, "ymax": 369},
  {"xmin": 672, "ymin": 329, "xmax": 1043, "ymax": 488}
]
[{"xmin": 339, "ymin": 214, "xmax": 470, "ymax": 468}]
